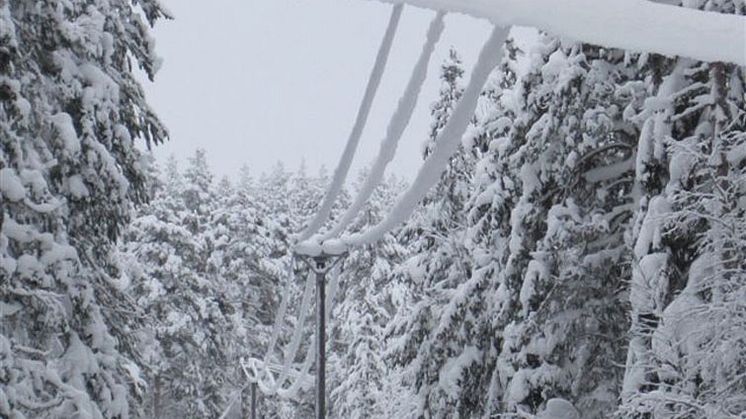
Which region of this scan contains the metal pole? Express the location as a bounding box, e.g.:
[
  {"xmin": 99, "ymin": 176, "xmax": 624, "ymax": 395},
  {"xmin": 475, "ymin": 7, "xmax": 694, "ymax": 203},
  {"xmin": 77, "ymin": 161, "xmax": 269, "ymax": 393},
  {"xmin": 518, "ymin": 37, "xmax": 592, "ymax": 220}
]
[
  {"xmin": 315, "ymin": 257, "xmax": 327, "ymax": 419},
  {"xmin": 250, "ymin": 382, "xmax": 257, "ymax": 419}
]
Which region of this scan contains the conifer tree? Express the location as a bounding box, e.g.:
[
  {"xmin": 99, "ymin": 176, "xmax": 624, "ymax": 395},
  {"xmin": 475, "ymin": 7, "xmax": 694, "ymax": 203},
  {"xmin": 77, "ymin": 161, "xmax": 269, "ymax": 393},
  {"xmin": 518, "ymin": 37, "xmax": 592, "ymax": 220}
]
[
  {"xmin": 387, "ymin": 48, "xmax": 489, "ymax": 418},
  {"xmin": 620, "ymin": 3, "xmax": 746, "ymax": 416},
  {"xmin": 329, "ymin": 172, "xmax": 407, "ymax": 418},
  {"xmin": 120, "ymin": 152, "xmax": 234, "ymax": 418},
  {"xmin": 1, "ymin": 1, "xmax": 168, "ymax": 417}
]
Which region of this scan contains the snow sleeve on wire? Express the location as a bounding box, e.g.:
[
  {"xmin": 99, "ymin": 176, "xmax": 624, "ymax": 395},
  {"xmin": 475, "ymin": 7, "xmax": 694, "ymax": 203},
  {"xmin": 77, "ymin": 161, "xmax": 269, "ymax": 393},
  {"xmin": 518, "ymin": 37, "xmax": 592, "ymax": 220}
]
[
  {"xmin": 272, "ymin": 269, "xmax": 316, "ymax": 392},
  {"xmin": 277, "ymin": 264, "xmax": 343, "ymax": 398},
  {"xmin": 346, "ymin": 25, "xmax": 510, "ymax": 246},
  {"xmin": 321, "ymin": 11, "xmax": 446, "ymax": 241},
  {"xmin": 297, "ymin": 4, "xmax": 404, "ymax": 243},
  {"xmin": 262, "ymin": 256, "xmax": 295, "ymax": 365},
  {"xmin": 364, "ymin": 0, "xmax": 745, "ymax": 66}
]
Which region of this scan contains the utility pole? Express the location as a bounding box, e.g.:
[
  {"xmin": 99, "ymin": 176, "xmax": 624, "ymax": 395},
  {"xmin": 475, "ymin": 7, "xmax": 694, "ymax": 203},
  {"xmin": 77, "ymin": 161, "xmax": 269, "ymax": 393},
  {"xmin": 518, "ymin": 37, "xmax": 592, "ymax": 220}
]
[
  {"xmin": 250, "ymin": 382, "xmax": 257, "ymax": 419},
  {"xmin": 314, "ymin": 256, "xmax": 327, "ymax": 419},
  {"xmin": 299, "ymin": 252, "xmax": 345, "ymax": 419}
]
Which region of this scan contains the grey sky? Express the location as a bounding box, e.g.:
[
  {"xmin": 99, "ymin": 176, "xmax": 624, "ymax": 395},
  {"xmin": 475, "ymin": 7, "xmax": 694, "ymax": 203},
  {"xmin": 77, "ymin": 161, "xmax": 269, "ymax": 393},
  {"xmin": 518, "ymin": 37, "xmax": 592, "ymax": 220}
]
[{"xmin": 141, "ymin": 0, "xmax": 493, "ymax": 180}]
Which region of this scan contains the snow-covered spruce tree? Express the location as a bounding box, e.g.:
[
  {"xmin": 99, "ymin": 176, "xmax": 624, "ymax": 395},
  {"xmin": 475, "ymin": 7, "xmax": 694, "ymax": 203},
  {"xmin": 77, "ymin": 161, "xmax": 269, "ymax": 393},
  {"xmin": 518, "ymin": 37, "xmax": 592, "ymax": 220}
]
[
  {"xmin": 0, "ymin": 1, "xmax": 168, "ymax": 417},
  {"xmin": 242, "ymin": 163, "xmax": 345, "ymax": 419},
  {"xmin": 328, "ymin": 171, "xmax": 407, "ymax": 419},
  {"xmin": 386, "ymin": 48, "xmax": 491, "ymax": 418},
  {"xmin": 473, "ymin": 37, "xmax": 643, "ymax": 418},
  {"xmin": 119, "ymin": 152, "xmax": 233, "ymax": 418},
  {"xmin": 391, "ymin": 32, "xmax": 648, "ymax": 417},
  {"xmin": 619, "ymin": 2, "xmax": 746, "ymax": 416},
  {"xmin": 208, "ymin": 167, "xmax": 280, "ymax": 341}
]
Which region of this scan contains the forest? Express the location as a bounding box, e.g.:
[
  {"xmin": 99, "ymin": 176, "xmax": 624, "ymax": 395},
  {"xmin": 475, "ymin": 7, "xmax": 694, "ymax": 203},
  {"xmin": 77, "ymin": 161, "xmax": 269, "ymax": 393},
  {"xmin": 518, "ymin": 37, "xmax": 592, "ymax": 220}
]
[{"xmin": 1, "ymin": 0, "xmax": 745, "ymax": 418}]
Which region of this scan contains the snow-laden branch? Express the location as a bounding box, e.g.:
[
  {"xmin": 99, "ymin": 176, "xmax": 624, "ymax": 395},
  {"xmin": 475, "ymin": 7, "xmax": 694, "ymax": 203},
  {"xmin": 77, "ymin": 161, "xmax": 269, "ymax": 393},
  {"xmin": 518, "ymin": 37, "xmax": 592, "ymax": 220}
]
[{"xmin": 365, "ymin": 0, "xmax": 746, "ymax": 66}]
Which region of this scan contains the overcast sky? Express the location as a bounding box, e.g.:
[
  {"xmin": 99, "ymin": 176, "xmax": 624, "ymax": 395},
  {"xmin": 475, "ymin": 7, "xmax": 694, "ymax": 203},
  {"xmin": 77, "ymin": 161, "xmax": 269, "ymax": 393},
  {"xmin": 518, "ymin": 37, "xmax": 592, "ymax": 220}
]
[{"xmin": 140, "ymin": 0, "xmax": 494, "ymax": 180}]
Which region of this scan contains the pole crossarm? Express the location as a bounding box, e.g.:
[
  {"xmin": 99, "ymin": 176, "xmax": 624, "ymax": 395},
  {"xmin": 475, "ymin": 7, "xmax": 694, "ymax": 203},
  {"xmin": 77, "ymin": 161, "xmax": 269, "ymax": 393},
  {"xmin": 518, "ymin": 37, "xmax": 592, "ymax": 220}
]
[
  {"xmin": 364, "ymin": 0, "xmax": 746, "ymax": 66},
  {"xmin": 297, "ymin": 252, "xmax": 348, "ymax": 274}
]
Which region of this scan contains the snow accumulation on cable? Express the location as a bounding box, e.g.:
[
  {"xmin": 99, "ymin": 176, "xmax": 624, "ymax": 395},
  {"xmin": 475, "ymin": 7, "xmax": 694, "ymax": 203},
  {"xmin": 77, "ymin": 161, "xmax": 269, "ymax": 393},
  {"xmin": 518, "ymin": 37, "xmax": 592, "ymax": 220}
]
[
  {"xmin": 245, "ymin": 264, "xmax": 344, "ymax": 399},
  {"xmin": 322, "ymin": 12, "xmax": 446, "ymax": 241},
  {"xmin": 261, "ymin": 259, "xmax": 296, "ymax": 374},
  {"xmin": 274, "ymin": 270, "xmax": 315, "ymax": 391},
  {"xmin": 296, "ymin": 4, "xmax": 403, "ymax": 243},
  {"xmin": 346, "ymin": 26, "xmax": 510, "ymax": 246},
  {"xmin": 366, "ymin": 0, "xmax": 746, "ymax": 66}
]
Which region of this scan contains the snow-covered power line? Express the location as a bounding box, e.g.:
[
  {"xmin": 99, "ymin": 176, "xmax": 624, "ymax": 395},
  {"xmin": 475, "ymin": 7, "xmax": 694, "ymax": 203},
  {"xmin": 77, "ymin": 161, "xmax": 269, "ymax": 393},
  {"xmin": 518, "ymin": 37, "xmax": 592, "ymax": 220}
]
[
  {"xmin": 346, "ymin": 25, "xmax": 508, "ymax": 246},
  {"xmin": 259, "ymin": 256, "xmax": 296, "ymax": 378},
  {"xmin": 243, "ymin": 270, "xmax": 314, "ymax": 395},
  {"xmin": 320, "ymin": 11, "xmax": 446, "ymax": 242},
  {"xmin": 243, "ymin": 5, "xmax": 403, "ymax": 404},
  {"xmin": 296, "ymin": 25, "xmax": 509, "ymax": 254},
  {"xmin": 246, "ymin": 0, "xmax": 746, "ymax": 409},
  {"xmin": 242, "ymin": 263, "xmax": 343, "ymax": 399},
  {"xmin": 364, "ymin": 0, "xmax": 746, "ymax": 66},
  {"xmin": 297, "ymin": 4, "xmax": 404, "ymax": 243}
]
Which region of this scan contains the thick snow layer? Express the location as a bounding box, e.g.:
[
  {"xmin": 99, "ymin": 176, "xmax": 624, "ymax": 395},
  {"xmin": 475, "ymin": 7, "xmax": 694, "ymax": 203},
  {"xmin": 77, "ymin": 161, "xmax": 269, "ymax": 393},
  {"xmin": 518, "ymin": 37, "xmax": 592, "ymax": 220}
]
[
  {"xmin": 367, "ymin": 0, "xmax": 746, "ymax": 66},
  {"xmin": 50, "ymin": 113, "xmax": 81, "ymax": 155},
  {"xmin": 0, "ymin": 168, "xmax": 25, "ymax": 202},
  {"xmin": 321, "ymin": 238, "xmax": 347, "ymax": 255},
  {"xmin": 297, "ymin": 5, "xmax": 403, "ymax": 242},
  {"xmin": 539, "ymin": 398, "xmax": 580, "ymax": 419},
  {"xmin": 294, "ymin": 239, "xmax": 323, "ymax": 257},
  {"xmin": 437, "ymin": 346, "xmax": 481, "ymax": 398},
  {"xmin": 347, "ymin": 26, "xmax": 510, "ymax": 246},
  {"xmin": 323, "ymin": 12, "xmax": 445, "ymax": 240},
  {"xmin": 67, "ymin": 175, "xmax": 89, "ymax": 199}
]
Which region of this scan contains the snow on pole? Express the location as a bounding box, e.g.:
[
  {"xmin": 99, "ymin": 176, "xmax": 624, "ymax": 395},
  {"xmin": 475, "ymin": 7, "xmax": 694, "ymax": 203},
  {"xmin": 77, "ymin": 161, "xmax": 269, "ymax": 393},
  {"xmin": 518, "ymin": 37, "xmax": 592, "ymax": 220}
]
[
  {"xmin": 321, "ymin": 11, "xmax": 446, "ymax": 242},
  {"xmin": 365, "ymin": 0, "xmax": 746, "ymax": 66},
  {"xmin": 346, "ymin": 25, "xmax": 510, "ymax": 246},
  {"xmin": 296, "ymin": 4, "xmax": 404, "ymax": 243}
]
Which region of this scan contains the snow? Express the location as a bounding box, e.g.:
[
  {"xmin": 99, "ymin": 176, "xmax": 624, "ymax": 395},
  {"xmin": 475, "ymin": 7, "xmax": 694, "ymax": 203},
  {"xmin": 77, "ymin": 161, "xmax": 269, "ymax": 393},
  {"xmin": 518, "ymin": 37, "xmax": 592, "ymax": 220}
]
[
  {"xmin": 0, "ymin": 168, "xmax": 26, "ymax": 202},
  {"xmin": 274, "ymin": 270, "xmax": 315, "ymax": 390},
  {"xmin": 541, "ymin": 49, "xmax": 568, "ymax": 80},
  {"xmin": 346, "ymin": 26, "xmax": 510, "ymax": 246},
  {"xmin": 67, "ymin": 175, "xmax": 90, "ymax": 199},
  {"xmin": 297, "ymin": 4, "xmax": 403, "ymax": 242},
  {"xmin": 263, "ymin": 259, "xmax": 296, "ymax": 370},
  {"xmin": 437, "ymin": 346, "xmax": 481, "ymax": 398},
  {"xmin": 519, "ymin": 259, "xmax": 548, "ymax": 315},
  {"xmin": 727, "ymin": 141, "xmax": 746, "ymax": 166},
  {"xmin": 321, "ymin": 238, "xmax": 347, "ymax": 255},
  {"xmin": 539, "ymin": 398, "xmax": 580, "ymax": 419},
  {"xmin": 15, "ymin": 97, "xmax": 31, "ymax": 120},
  {"xmin": 294, "ymin": 239, "xmax": 322, "ymax": 257},
  {"xmin": 633, "ymin": 196, "xmax": 671, "ymax": 258},
  {"xmin": 246, "ymin": 270, "xmax": 316, "ymax": 394},
  {"xmin": 246, "ymin": 264, "xmax": 344, "ymax": 399},
  {"xmin": 322, "ymin": 12, "xmax": 446, "ymax": 241},
  {"xmin": 367, "ymin": 0, "xmax": 746, "ymax": 66},
  {"xmin": 583, "ymin": 157, "xmax": 635, "ymax": 183},
  {"xmin": 0, "ymin": 301, "xmax": 22, "ymax": 317},
  {"xmin": 50, "ymin": 113, "xmax": 81, "ymax": 155}
]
